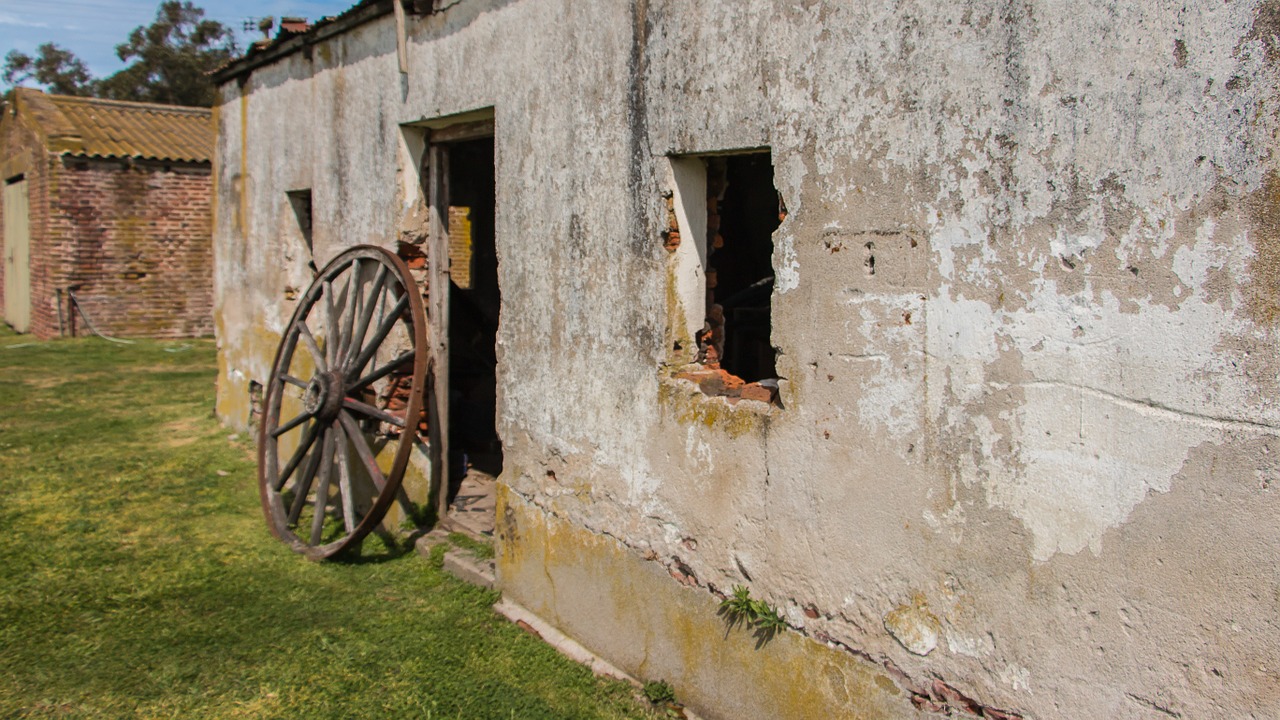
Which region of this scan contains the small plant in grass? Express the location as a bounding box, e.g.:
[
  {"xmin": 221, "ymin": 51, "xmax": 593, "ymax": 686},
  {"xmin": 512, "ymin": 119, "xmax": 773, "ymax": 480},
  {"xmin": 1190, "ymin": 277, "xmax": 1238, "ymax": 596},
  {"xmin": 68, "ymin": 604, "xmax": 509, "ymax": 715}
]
[
  {"xmin": 643, "ymin": 680, "xmax": 688, "ymax": 717},
  {"xmin": 718, "ymin": 585, "xmax": 787, "ymax": 646},
  {"xmin": 643, "ymin": 680, "xmax": 675, "ymax": 705}
]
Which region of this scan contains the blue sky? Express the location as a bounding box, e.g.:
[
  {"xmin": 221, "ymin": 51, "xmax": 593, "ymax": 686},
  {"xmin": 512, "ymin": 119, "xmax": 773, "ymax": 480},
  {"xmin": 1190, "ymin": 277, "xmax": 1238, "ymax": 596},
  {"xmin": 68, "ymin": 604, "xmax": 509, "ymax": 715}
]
[{"xmin": 1, "ymin": 1, "xmax": 356, "ymax": 89}]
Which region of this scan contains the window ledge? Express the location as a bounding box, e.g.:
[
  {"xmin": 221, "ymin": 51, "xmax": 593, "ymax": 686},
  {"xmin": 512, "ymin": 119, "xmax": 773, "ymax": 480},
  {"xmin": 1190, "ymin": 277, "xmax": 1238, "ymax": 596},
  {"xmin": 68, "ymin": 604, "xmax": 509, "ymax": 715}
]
[{"xmin": 668, "ymin": 364, "xmax": 779, "ymax": 407}]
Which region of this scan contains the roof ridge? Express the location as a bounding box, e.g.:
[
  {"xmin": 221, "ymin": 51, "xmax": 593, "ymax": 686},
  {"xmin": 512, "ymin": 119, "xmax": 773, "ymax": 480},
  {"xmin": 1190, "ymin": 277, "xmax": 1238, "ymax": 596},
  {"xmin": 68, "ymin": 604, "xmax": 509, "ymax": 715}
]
[{"xmin": 43, "ymin": 93, "xmax": 211, "ymax": 116}]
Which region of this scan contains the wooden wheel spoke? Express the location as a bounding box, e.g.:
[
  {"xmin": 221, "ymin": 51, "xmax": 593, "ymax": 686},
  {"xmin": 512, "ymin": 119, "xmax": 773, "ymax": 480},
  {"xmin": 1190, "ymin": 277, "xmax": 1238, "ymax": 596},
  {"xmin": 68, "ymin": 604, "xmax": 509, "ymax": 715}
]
[
  {"xmin": 287, "ymin": 423, "xmax": 329, "ymax": 525},
  {"xmin": 337, "ymin": 258, "xmax": 361, "ymax": 366},
  {"xmin": 347, "ymin": 293, "xmax": 409, "ymax": 380},
  {"xmin": 274, "ymin": 419, "xmax": 319, "ymax": 491},
  {"xmin": 323, "ymin": 279, "xmax": 340, "ymax": 366},
  {"xmin": 342, "ymin": 397, "xmax": 406, "ymax": 428},
  {"xmin": 271, "ymin": 408, "xmax": 313, "ymax": 438},
  {"xmin": 345, "ymin": 265, "xmax": 388, "ymax": 372},
  {"xmin": 309, "ymin": 430, "xmax": 337, "ymax": 545},
  {"xmin": 338, "ymin": 410, "xmax": 387, "ymax": 493},
  {"xmin": 297, "ymin": 321, "xmax": 327, "ymax": 373},
  {"xmin": 333, "ymin": 423, "xmax": 357, "ymax": 534},
  {"xmin": 280, "ymin": 374, "xmax": 307, "ymax": 389},
  {"xmin": 349, "ymin": 350, "xmax": 415, "ymax": 390}
]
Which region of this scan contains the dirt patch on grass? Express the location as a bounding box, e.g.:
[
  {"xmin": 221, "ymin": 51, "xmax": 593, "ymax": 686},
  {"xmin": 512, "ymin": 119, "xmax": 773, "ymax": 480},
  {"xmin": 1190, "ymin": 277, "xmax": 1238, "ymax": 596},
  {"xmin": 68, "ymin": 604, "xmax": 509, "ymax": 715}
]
[{"xmin": 159, "ymin": 418, "xmax": 202, "ymax": 447}]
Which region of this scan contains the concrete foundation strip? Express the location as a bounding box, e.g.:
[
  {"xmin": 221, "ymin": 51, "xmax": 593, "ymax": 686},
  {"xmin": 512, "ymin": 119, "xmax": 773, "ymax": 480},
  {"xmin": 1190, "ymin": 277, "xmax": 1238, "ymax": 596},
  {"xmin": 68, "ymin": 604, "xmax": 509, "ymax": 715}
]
[{"xmin": 421, "ymin": 532, "xmax": 704, "ymax": 718}]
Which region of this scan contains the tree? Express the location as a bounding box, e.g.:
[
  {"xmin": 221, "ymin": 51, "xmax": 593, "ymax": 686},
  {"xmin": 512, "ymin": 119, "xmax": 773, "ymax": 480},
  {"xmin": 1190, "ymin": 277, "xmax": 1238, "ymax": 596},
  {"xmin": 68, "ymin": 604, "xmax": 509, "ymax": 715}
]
[
  {"xmin": 1, "ymin": 2, "xmax": 237, "ymax": 107},
  {"xmin": 2, "ymin": 44, "xmax": 95, "ymax": 97},
  {"xmin": 97, "ymin": 2, "xmax": 237, "ymax": 107}
]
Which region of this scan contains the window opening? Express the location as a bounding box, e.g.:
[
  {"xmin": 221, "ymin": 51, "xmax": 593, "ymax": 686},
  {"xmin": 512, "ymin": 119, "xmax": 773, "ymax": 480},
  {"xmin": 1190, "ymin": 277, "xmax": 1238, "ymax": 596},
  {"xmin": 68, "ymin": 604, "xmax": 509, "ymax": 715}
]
[
  {"xmin": 286, "ymin": 188, "xmax": 317, "ymax": 276},
  {"xmin": 669, "ymin": 151, "xmax": 784, "ymax": 404},
  {"xmin": 287, "ymin": 189, "xmax": 313, "ymax": 255},
  {"xmin": 702, "ymin": 154, "xmax": 781, "ymax": 383}
]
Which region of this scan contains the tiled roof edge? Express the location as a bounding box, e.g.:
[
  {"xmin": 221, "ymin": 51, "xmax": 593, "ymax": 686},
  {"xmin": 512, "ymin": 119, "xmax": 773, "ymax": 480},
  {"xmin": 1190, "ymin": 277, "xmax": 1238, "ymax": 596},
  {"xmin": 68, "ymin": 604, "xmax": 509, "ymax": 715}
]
[
  {"xmin": 61, "ymin": 152, "xmax": 212, "ymax": 164},
  {"xmin": 211, "ymin": 0, "xmax": 391, "ymax": 85},
  {"xmin": 47, "ymin": 94, "xmax": 212, "ymax": 117}
]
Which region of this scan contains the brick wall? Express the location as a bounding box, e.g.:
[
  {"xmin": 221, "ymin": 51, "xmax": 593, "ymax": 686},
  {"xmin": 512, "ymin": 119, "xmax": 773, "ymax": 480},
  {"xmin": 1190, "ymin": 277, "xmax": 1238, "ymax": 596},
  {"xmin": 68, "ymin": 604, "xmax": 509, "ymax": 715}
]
[{"xmin": 45, "ymin": 157, "xmax": 213, "ymax": 339}]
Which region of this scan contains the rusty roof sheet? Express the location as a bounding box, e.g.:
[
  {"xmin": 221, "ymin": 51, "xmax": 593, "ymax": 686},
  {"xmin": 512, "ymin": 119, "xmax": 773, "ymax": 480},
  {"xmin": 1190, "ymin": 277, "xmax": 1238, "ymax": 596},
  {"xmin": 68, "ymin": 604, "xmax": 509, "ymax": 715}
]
[{"xmin": 14, "ymin": 88, "xmax": 212, "ymax": 163}]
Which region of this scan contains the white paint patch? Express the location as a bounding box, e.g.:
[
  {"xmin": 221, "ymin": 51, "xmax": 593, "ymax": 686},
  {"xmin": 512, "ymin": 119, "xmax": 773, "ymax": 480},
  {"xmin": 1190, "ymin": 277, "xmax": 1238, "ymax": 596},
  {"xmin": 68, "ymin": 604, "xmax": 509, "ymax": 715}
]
[
  {"xmin": 983, "ymin": 381, "xmax": 1220, "ymax": 560},
  {"xmin": 928, "ymin": 231, "xmax": 1280, "ymax": 560},
  {"xmin": 998, "ymin": 664, "xmax": 1033, "ymax": 692},
  {"xmin": 1049, "ymin": 231, "xmax": 1104, "ymax": 262},
  {"xmin": 684, "ymin": 425, "xmax": 713, "ymax": 473},
  {"xmin": 944, "ymin": 628, "xmax": 992, "ymax": 659},
  {"xmin": 850, "ymin": 294, "xmax": 925, "ymax": 439},
  {"xmin": 1172, "ymin": 217, "xmax": 1224, "ymax": 292},
  {"xmin": 775, "ymin": 232, "xmax": 800, "ymax": 293}
]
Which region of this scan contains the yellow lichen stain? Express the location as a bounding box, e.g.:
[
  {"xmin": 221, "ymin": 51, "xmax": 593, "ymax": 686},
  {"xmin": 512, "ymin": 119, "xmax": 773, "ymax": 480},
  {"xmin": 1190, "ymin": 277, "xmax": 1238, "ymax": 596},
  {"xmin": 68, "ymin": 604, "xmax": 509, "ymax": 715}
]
[
  {"xmin": 658, "ymin": 381, "xmax": 766, "ymax": 439},
  {"xmin": 214, "ymin": 311, "xmax": 248, "ymax": 426},
  {"xmin": 1245, "ymin": 172, "xmax": 1280, "ymax": 326},
  {"xmin": 215, "ymin": 318, "xmax": 282, "ymax": 429},
  {"xmin": 664, "ymin": 262, "xmax": 694, "ymax": 363},
  {"xmin": 236, "ymin": 90, "xmax": 249, "ymax": 237},
  {"xmin": 494, "ymin": 483, "xmax": 524, "ymax": 568},
  {"xmin": 497, "ymin": 490, "xmax": 913, "ymax": 719},
  {"xmin": 376, "ymin": 437, "xmax": 429, "ymax": 533},
  {"xmin": 874, "ymin": 674, "xmax": 901, "ymax": 696},
  {"xmin": 210, "ymin": 104, "xmax": 220, "ymax": 229}
]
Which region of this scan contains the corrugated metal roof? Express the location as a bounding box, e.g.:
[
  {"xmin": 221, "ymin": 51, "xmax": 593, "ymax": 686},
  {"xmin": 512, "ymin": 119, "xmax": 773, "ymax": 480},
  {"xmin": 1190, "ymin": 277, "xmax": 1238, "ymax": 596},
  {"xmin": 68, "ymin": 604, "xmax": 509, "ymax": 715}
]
[{"xmin": 15, "ymin": 88, "xmax": 212, "ymax": 163}]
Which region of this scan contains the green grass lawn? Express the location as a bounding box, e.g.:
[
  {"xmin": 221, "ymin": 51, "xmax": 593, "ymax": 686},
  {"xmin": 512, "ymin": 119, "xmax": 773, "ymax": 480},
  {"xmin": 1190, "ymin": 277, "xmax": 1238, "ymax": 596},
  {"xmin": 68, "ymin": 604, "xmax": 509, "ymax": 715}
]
[{"xmin": 0, "ymin": 327, "xmax": 654, "ymax": 720}]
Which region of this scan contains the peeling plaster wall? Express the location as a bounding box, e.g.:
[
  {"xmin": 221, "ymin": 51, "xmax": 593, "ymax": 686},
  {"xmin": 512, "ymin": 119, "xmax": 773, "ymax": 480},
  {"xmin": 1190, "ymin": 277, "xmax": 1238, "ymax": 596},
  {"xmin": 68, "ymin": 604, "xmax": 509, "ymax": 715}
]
[{"xmin": 215, "ymin": 1, "xmax": 1280, "ymax": 717}]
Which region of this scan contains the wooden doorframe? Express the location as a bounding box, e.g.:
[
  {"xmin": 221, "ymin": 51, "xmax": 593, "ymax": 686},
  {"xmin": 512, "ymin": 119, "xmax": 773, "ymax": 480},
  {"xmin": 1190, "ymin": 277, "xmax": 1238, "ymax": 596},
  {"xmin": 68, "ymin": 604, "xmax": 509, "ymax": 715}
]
[
  {"xmin": 3, "ymin": 176, "xmax": 31, "ymax": 334},
  {"xmin": 424, "ymin": 118, "xmax": 498, "ymax": 523},
  {"xmin": 425, "ymin": 142, "xmax": 452, "ymax": 522}
]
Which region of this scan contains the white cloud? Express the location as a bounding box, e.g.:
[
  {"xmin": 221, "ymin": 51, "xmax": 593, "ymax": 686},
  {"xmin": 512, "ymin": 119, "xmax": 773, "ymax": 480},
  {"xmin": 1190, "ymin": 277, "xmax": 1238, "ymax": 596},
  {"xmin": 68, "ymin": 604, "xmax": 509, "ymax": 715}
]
[{"xmin": 0, "ymin": 13, "xmax": 49, "ymax": 28}]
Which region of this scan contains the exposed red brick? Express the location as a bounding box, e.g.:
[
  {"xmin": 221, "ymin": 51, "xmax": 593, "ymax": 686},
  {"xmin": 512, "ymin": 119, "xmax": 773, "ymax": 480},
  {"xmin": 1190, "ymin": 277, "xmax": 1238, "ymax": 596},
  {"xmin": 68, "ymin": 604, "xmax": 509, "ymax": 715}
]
[
  {"xmin": 515, "ymin": 619, "xmax": 542, "ymax": 639},
  {"xmin": 740, "ymin": 383, "xmax": 773, "ymax": 403}
]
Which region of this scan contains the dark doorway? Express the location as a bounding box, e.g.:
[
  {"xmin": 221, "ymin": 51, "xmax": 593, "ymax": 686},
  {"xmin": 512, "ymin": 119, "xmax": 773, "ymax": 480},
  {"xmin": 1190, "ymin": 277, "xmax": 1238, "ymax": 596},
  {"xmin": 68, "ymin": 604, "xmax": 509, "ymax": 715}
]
[{"xmin": 444, "ymin": 137, "xmax": 501, "ymax": 534}]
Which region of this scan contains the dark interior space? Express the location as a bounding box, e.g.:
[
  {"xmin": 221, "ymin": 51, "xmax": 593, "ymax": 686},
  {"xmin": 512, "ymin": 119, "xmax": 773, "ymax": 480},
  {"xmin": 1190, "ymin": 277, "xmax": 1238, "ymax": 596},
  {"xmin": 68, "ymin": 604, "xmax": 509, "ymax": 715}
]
[
  {"xmin": 446, "ymin": 137, "xmax": 501, "ymax": 504},
  {"xmin": 706, "ymin": 153, "xmax": 781, "ymax": 383}
]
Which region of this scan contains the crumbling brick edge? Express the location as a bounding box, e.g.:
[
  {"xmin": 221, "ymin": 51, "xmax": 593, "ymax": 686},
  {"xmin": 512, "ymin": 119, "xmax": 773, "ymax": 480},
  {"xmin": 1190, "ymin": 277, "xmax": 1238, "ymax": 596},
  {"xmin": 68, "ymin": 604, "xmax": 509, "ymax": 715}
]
[{"xmin": 510, "ymin": 487, "xmax": 1026, "ymax": 720}]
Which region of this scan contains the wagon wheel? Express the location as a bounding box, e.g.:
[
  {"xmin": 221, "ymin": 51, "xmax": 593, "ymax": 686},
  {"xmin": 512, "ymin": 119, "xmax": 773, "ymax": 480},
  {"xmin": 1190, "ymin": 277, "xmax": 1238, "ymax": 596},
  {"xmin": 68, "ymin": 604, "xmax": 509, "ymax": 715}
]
[{"xmin": 258, "ymin": 245, "xmax": 428, "ymax": 560}]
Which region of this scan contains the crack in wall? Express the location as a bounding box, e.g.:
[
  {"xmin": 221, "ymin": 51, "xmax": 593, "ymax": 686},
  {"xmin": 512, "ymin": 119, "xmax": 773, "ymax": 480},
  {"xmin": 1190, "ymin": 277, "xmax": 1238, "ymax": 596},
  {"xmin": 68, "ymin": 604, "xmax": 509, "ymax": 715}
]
[{"xmin": 1016, "ymin": 380, "xmax": 1280, "ymax": 433}]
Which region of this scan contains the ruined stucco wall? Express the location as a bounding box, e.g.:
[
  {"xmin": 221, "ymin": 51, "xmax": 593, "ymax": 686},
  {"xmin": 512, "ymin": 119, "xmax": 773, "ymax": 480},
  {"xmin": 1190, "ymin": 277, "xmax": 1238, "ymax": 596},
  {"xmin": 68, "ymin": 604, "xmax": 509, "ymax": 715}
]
[{"xmin": 215, "ymin": 1, "xmax": 1280, "ymax": 717}]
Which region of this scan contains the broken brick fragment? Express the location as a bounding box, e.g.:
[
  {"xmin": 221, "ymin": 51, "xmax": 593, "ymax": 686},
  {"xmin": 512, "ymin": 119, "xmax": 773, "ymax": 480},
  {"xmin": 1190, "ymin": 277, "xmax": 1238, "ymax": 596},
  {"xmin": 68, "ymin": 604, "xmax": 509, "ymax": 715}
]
[
  {"xmin": 740, "ymin": 383, "xmax": 773, "ymax": 403},
  {"xmin": 910, "ymin": 694, "xmax": 946, "ymax": 713},
  {"xmin": 931, "ymin": 680, "xmax": 983, "ymax": 715},
  {"xmin": 663, "ymin": 229, "xmax": 681, "ymax": 252},
  {"xmin": 396, "ymin": 241, "xmax": 427, "ymax": 269}
]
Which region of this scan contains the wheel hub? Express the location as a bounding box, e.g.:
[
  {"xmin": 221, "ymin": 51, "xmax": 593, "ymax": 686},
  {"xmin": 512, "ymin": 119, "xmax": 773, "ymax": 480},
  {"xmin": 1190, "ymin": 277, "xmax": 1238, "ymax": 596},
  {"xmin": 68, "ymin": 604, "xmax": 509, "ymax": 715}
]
[{"xmin": 303, "ymin": 370, "xmax": 345, "ymax": 421}]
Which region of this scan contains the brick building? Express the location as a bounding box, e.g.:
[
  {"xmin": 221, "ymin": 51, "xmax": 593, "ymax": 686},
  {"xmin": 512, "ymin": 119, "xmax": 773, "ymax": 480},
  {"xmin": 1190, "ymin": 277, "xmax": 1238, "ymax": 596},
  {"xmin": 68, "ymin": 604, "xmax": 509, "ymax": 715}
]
[{"xmin": 0, "ymin": 88, "xmax": 214, "ymax": 339}]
